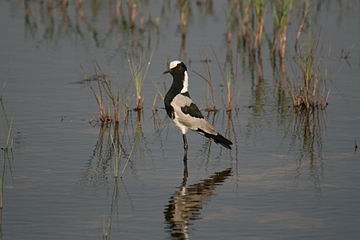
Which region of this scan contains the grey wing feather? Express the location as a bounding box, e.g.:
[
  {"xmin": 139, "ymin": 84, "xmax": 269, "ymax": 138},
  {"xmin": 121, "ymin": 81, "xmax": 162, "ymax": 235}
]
[{"xmin": 171, "ymin": 94, "xmax": 217, "ymax": 135}]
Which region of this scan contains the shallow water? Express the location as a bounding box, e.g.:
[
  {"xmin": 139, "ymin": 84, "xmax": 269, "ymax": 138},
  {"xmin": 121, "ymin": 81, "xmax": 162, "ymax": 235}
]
[{"xmin": 0, "ymin": 1, "xmax": 360, "ymax": 239}]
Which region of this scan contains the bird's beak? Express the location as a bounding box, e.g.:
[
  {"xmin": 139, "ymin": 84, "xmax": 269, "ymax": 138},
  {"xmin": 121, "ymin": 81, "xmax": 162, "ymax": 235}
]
[{"xmin": 163, "ymin": 69, "xmax": 170, "ymax": 74}]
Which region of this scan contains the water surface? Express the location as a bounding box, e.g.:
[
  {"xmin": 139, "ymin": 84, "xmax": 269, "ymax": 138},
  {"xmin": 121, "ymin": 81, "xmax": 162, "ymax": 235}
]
[{"xmin": 0, "ymin": 1, "xmax": 359, "ymax": 239}]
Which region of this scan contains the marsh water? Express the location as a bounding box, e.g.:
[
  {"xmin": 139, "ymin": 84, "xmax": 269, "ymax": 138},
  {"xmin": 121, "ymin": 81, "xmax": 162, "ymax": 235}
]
[{"xmin": 0, "ymin": 1, "xmax": 360, "ymax": 239}]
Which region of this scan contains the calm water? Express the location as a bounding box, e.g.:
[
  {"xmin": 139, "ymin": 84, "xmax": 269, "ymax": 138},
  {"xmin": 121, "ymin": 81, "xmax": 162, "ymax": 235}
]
[{"xmin": 0, "ymin": 1, "xmax": 359, "ymax": 239}]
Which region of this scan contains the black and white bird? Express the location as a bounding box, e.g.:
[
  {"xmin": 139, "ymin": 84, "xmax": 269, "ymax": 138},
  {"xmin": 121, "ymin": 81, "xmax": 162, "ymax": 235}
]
[{"xmin": 163, "ymin": 60, "xmax": 232, "ymax": 151}]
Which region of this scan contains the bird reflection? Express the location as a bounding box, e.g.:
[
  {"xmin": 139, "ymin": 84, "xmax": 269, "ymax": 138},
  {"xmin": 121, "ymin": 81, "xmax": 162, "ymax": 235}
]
[{"xmin": 164, "ymin": 153, "xmax": 232, "ymax": 240}]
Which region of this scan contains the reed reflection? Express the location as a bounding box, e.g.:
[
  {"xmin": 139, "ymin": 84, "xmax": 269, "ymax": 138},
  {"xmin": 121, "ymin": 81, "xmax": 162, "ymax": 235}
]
[
  {"xmin": 164, "ymin": 155, "xmax": 231, "ymax": 240},
  {"xmin": 0, "ymin": 94, "xmax": 15, "ymax": 237},
  {"xmin": 102, "ymin": 178, "xmax": 133, "ymax": 240},
  {"xmin": 179, "ymin": 0, "xmax": 190, "ymax": 59},
  {"xmin": 23, "ymin": 0, "xmax": 160, "ymax": 50},
  {"xmin": 291, "ymin": 111, "xmax": 325, "ymax": 184},
  {"xmin": 83, "ymin": 111, "xmax": 149, "ymax": 184}
]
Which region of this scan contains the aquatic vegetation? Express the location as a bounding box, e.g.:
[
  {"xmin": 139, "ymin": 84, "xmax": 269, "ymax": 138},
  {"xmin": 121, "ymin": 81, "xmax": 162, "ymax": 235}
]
[
  {"xmin": 128, "ymin": 50, "xmax": 153, "ymax": 111},
  {"xmin": 212, "ymin": 48, "xmax": 238, "ymax": 113},
  {"xmin": 87, "ymin": 64, "xmax": 132, "ymax": 125},
  {"xmin": 192, "ymin": 58, "xmax": 217, "ymax": 112},
  {"xmin": 88, "ymin": 66, "xmax": 117, "ymax": 124},
  {"xmin": 294, "ymin": 1, "xmax": 310, "ymax": 52},
  {"xmin": 291, "ymin": 41, "xmax": 329, "ymax": 114},
  {"xmin": 254, "ymin": 0, "xmax": 266, "ymax": 50},
  {"xmin": 272, "ymin": 0, "xmax": 294, "ymax": 61}
]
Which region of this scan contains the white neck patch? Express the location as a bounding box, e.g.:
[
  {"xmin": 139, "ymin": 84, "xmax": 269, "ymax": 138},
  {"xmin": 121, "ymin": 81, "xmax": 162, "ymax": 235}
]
[
  {"xmin": 181, "ymin": 71, "xmax": 189, "ymax": 93},
  {"xmin": 169, "ymin": 60, "xmax": 181, "ymax": 69}
]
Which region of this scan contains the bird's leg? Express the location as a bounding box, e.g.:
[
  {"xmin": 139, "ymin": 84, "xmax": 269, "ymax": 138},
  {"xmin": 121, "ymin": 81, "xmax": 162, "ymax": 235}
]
[
  {"xmin": 182, "ymin": 134, "xmax": 188, "ymax": 151},
  {"xmin": 182, "ymin": 151, "xmax": 188, "ymax": 184}
]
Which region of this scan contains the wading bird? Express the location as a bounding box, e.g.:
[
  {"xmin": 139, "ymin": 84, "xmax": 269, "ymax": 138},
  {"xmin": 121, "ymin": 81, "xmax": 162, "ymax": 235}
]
[{"xmin": 163, "ymin": 60, "xmax": 232, "ymax": 152}]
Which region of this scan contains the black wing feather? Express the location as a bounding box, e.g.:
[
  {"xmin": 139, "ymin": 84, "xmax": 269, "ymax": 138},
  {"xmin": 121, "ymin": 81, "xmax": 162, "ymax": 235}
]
[
  {"xmin": 165, "ymin": 105, "xmax": 175, "ymax": 119},
  {"xmin": 181, "ymin": 103, "xmax": 204, "ymax": 119}
]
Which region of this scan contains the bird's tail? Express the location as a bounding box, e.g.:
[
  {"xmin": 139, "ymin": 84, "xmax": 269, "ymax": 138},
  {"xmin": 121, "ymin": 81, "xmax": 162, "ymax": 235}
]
[{"xmin": 197, "ymin": 129, "xmax": 233, "ymax": 149}]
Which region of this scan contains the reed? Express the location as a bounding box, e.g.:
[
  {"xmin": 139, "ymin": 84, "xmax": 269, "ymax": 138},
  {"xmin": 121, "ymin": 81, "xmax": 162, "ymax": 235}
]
[
  {"xmin": 254, "ymin": 0, "xmax": 266, "ymax": 51},
  {"xmin": 128, "ymin": 50, "xmax": 153, "ymax": 111},
  {"xmin": 151, "ymin": 82, "xmax": 166, "ymax": 113},
  {"xmin": 88, "ymin": 63, "xmax": 130, "ymax": 125},
  {"xmin": 212, "ymin": 48, "xmax": 237, "ymax": 112},
  {"xmin": 192, "ymin": 58, "xmax": 217, "ymax": 111},
  {"xmin": 272, "ymin": 0, "xmax": 294, "ymax": 60},
  {"xmin": 88, "ymin": 68, "xmax": 112, "ymax": 124},
  {"xmin": 224, "ymin": 61, "xmax": 235, "ymax": 112},
  {"xmin": 294, "ymin": 1, "xmax": 309, "ymax": 53},
  {"xmin": 238, "ymin": 0, "xmax": 251, "ymax": 49}
]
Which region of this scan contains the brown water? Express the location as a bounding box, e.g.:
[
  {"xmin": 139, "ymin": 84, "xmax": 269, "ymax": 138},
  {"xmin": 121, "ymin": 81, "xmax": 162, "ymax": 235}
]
[{"xmin": 0, "ymin": 1, "xmax": 359, "ymax": 239}]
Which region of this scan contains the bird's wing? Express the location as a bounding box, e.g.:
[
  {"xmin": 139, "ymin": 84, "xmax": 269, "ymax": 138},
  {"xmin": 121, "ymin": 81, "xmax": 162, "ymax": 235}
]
[
  {"xmin": 171, "ymin": 94, "xmax": 203, "ymax": 118},
  {"xmin": 171, "ymin": 94, "xmax": 217, "ymax": 135}
]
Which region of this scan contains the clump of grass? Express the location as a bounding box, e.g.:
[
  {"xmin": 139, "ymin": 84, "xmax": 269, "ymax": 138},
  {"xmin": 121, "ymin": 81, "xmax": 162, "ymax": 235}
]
[
  {"xmin": 89, "ymin": 68, "xmax": 113, "ymax": 124},
  {"xmin": 87, "ymin": 63, "xmax": 129, "ymax": 125},
  {"xmin": 128, "ymin": 51, "xmax": 153, "ymax": 111},
  {"xmin": 290, "ymin": 42, "xmax": 329, "ymax": 114}
]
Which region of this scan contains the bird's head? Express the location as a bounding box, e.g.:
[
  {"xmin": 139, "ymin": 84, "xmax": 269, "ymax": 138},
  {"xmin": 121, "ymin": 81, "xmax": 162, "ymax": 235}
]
[{"xmin": 163, "ymin": 60, "xmax": 187, "ymax": 75}]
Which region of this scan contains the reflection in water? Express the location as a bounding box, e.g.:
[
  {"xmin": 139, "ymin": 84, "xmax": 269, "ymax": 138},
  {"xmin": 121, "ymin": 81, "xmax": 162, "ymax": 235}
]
[
  {"xmin": 0, "ymin": 94, "xmax": 15, "ymax": 238},
  {"xmin": 23, "ymin": 0, "xmax": 161, "ymax": 50},
  {"xmin": 83, "ymin": 113, "xmax": 149, "ymax": 183},
  {"xmin": 83, "ymin": 124, "xmax": 119, "ymax": 183},
  {"xmin": 102, "ymin": 178, "xmax": 120, "ymax": 239},
  {"xmin": 290, "ymin": 110, "xmax": 326, "ymax": 185},
  {"xmin": 179, "ymin": 0, "xmax": 189, "ymax": 59},
  {"xmin": 102, "ymin": 178, "xmax": 131, "ymax": 240},
  {"xmin": 164, "ymin": 155, "xmax": 231, "ymax": 239}
]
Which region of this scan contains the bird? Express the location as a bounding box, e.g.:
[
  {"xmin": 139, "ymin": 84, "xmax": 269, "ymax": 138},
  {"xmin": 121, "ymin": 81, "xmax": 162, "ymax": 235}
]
[{"xmin": 163, "ymin": 60, "xmax": 232, "ymax": 151}]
